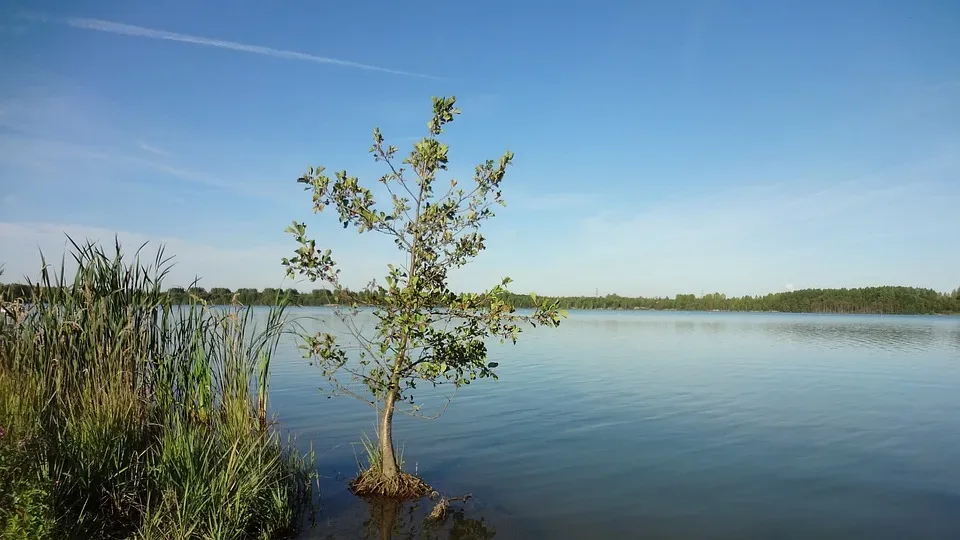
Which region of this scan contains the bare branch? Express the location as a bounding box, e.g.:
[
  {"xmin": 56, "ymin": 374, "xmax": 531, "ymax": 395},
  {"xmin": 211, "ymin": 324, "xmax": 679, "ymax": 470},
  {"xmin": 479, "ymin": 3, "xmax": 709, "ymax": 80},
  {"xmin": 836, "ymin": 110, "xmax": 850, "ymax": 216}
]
[{"xmin": 396, "ymin": 386, "xmax": 458, "ymax": 420}]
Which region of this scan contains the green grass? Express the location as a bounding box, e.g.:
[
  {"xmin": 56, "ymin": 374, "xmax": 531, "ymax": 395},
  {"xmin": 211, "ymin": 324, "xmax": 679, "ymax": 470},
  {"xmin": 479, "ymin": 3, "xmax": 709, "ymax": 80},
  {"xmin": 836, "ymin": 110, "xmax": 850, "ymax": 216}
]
[{"xmin": 0, "ymin": 238, "xmax": 315, "ymax": 539}]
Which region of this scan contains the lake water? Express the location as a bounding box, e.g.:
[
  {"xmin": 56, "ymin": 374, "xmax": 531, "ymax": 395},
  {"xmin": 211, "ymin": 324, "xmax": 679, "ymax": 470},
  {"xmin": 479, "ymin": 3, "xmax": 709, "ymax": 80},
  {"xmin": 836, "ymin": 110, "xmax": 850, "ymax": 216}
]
[{"xmin": 265, "ymin": 308, "xmax": 960, "ymax": 539}]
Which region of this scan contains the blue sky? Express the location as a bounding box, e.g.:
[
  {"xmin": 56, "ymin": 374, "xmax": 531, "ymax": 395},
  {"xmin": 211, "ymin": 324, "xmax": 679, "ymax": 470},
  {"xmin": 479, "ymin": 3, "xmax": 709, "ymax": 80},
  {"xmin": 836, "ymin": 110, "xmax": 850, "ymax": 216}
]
[{"xmin": 0, "ymin": 0, "xmax": 958, "ymax": 297}]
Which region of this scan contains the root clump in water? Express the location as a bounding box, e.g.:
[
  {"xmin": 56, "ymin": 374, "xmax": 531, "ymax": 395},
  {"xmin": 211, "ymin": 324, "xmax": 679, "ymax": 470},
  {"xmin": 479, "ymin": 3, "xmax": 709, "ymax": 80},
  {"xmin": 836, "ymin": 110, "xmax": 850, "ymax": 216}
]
[{"xmin": 349, "ymin": 467, "xmax": 431, "ymax": 501}]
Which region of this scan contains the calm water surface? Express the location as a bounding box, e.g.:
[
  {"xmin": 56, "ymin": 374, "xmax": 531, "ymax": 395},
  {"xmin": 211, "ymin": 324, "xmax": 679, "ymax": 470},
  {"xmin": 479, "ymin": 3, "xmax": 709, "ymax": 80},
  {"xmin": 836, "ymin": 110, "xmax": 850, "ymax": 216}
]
[{"xmin": 264, "ymin": 309, "xmax": 960, "ymax": 539}]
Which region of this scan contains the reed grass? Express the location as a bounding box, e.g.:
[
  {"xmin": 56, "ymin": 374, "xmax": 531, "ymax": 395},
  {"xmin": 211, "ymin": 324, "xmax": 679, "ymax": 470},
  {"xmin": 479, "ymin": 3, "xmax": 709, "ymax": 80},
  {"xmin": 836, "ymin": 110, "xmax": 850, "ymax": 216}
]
[{"xmin": 0, "ymin": 238, "xmax": 314, "ymax": 539}]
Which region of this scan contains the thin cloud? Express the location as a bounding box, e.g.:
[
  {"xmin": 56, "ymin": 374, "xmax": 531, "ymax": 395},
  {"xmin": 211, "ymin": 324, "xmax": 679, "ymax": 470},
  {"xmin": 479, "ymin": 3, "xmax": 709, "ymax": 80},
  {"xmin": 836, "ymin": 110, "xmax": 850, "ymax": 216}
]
[
  {"xmin": 137, "ymin": 141, "xmax": 168, "ymax": 157},
  {"xmin": 564, "ymin": 154, "xmax": 960, "ymax": 297},
  {"xmin": 0, "ymin": 221, "xmax": 395, "ymax": 292},
  {"xmin": 34, "ymin": 14, "xmax": 438, "ymax": 79},
  {"xmin": 926, "ymin": 80, "xmax": 960, "ymax": 92},
  {"xmin": 0, "ymin": 131, "xmax": 279, "ymax": 200},
  {"xmin": 510, "ymin": 190, "xmax": 599, "ymax": 212},
  {"xmin": 0, "ymin": 23, "xmax": 27, "ymax": 36},
  {"xmin": 0, "ymin": 221, "xmax": 294, "ymax": 289}
]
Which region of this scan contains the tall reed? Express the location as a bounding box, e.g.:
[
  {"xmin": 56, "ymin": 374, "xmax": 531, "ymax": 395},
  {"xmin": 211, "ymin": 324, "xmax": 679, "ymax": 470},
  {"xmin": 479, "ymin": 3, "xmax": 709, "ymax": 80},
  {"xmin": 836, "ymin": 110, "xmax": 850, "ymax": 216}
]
[{"xmin": 0, "ymin": 238, "xmax": 314, "ymax": 539}]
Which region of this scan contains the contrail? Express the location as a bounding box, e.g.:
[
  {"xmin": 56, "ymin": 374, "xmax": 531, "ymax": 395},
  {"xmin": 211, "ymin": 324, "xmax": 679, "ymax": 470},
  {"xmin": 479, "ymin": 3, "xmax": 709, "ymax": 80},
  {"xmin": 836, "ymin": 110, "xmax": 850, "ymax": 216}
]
[{"xmin": 54, "ymin": 16, "xmax": 439, "ymax": 79}]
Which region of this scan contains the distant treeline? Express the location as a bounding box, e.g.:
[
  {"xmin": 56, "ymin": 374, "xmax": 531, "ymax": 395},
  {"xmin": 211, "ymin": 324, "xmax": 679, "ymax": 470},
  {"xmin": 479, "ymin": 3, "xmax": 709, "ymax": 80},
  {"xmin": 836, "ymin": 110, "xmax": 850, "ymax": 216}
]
[
  {"xmin": 3, "ymin": 283, "xmax": 959, "ymax": 315},
  {"xmin": 503, "ymin": 287, "xmax": 960, "ymax": 315}
]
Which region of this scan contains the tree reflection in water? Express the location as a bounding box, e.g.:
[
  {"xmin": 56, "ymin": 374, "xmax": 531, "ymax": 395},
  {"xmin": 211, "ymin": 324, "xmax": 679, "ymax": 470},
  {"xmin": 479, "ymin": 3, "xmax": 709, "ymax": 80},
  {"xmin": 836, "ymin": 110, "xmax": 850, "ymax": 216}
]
[{"xmin": 311, "ymin": 496, "xmax": 496, "ymax": 540}]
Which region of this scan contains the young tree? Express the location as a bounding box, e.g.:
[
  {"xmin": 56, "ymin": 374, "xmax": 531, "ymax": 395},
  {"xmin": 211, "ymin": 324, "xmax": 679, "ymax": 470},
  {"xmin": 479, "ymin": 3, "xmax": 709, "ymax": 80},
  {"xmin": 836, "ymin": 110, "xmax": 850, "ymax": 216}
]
[{"xmin": 283, "ymin": 96, "xmax": 564, "ymax": 498}]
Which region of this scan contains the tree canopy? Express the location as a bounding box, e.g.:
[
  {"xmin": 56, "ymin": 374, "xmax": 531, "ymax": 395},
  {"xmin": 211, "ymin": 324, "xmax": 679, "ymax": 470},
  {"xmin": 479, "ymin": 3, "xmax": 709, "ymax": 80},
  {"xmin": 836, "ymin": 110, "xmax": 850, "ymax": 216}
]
[{"xmin": 280, "ymin": 96, "xmax": 564, "ymax": 498}]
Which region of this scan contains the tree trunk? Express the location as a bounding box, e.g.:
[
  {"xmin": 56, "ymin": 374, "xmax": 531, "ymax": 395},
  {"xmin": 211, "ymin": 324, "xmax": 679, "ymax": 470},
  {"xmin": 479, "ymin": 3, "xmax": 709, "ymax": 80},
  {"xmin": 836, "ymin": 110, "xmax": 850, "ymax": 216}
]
[{"xmin": 378, "ymin": 386, "xmax": 399, "ymax": 479}]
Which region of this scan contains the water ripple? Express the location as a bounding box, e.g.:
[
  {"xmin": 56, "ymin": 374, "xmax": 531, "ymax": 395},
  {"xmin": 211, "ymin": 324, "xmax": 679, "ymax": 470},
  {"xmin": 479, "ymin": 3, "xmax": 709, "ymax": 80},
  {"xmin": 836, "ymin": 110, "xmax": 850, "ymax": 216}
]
[{"xmin": 263, "ymin": 308, "xmax": 960, "ymax": 539}]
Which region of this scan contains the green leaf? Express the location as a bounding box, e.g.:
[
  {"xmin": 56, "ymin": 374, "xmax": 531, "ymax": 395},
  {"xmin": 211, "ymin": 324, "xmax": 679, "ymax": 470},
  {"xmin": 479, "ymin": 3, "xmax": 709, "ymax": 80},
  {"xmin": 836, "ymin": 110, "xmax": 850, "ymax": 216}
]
[{"xmin": 487, "ymin": 362, "xmax": 498, "ymax": 368}]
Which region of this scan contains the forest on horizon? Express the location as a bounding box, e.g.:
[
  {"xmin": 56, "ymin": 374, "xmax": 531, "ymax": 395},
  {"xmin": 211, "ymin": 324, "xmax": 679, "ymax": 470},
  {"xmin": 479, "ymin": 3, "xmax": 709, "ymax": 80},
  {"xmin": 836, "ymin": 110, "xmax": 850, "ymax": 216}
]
[{"xmin": 3, "ymin": 282, "xmax": 958, "ymax": 315}]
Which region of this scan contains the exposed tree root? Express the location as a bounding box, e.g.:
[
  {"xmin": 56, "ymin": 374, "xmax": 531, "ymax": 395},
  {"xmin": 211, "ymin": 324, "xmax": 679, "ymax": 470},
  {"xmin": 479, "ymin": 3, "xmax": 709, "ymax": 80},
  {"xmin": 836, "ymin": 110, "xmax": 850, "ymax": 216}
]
[
  {"xmin": 428, "ymin": 492, "xmax": 472, "ymax": 522},
  {"xmin": 349, "ymin": 467, "xmax": 431, "ymax": 501},
  {"xmin": 428, "ymin": 497, "xmax": 450, "ymax": 521}
]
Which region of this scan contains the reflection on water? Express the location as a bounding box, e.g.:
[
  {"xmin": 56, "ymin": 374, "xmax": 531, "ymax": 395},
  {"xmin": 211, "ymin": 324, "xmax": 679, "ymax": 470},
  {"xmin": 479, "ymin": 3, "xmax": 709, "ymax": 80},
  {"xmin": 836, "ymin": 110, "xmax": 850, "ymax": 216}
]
[
  {"xmin": 566, "ymin": 311, "xmax": 956, "ymax": 351},
  {"xmin": 268, "ymin": 309, "xmax": 960, "ymax": 539},
  {"xmin": 302, "ymin": 494, "xmax": 496, "ymax": 540},
  {"xmin": 763, "ymin": 320, "xmax": 941, "ymax": 351}
]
